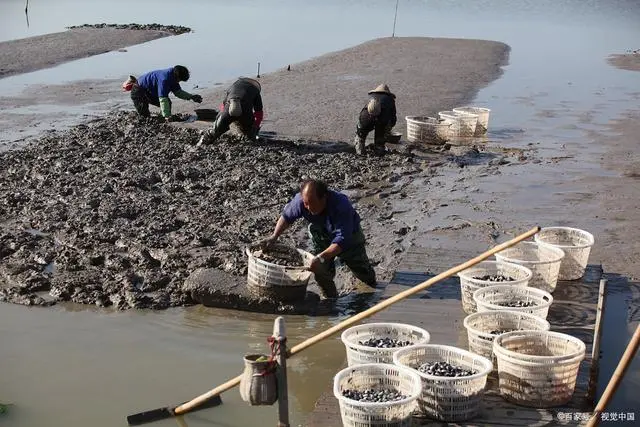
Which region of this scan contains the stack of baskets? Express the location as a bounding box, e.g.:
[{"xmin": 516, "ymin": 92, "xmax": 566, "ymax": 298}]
[
  {"xmin": 404, "ymin": 105, "xmax": 491, "ymax": 144},
  {"xmin": 245, "ymin": 243, "xmax": 314, "ymax": 303}
]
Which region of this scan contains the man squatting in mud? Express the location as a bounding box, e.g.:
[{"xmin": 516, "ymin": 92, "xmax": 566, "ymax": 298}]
[
  {"xmin": 123, "ymin": 65, "xmax": 202, "ymax": 121},
  {"xmin": 354, "ymin": 84, "xmax": 397, "ymax": 156},
  {"xmin": 197, "ymin": 77, "xmax": 264, "ymax": 145},
  {"xmin": 260, "ymin": 179, "xmax": 377, "ymax": 298}
]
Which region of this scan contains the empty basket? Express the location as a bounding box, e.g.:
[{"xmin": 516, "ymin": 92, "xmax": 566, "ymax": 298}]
[
  {"xmin": 473, "ymin": 285, "xmax": 554, "ymax": 320},
  {"xmin": 453, "ymin": 107, "xmax": 491, "ymax": 136},
  {"xmin": 534, "ymin": 227, "xmax": 595, "ymax": 281},
  {"xmin": 493, "ymin": 331, "xmax": 586, "ymax": 407},
  {"xmin": 495, "ymin": 241, "xmax": 565, "ymax": 293},
  {"xmin": 333, "ymin": 363, "xmax": 422, "ymax": 427},
  {"xmin": 463, "ymin": 310, "xmax": 551, "ymax": 362},
  {"xmin": 245, "ymin": 244, "xmax": 314, "ymax": 303},
  {"xmin": 341, "ymin": 323, "xmax": 431, "ymax": 366},
  {"xmin": 438, "ymin": 110, "xmax": 478, "ymax": 138},
  {"xmin": 393, "ymin": 344, "xmax": 493, "ymax": 422},
  {"xmin": 405, "ymin": 116, "xmax": 452, "ymax": 145},
  {"xmin": 457, "ymin": 261, "xmax": 532, "ymax": 314}
]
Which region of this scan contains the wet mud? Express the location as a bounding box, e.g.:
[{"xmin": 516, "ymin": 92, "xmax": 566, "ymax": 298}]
[{"xmin": 0, "ymin": 111, "xmax": 509, "ymax": 311}]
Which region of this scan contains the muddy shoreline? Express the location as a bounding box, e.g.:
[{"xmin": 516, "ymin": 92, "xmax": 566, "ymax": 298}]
[
  {"xmin": 0, "ymin": 24, "xmax": 191, "ymax": 79},
  {"xmin": 607, "ymin": 50, "xmax": 640, "ymax": 72},
  {"xmin": 0, "ymin": 36, "xmax": 513, "ymax": 311}
]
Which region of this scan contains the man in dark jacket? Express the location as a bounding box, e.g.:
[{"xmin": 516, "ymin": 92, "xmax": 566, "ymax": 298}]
[
  {"xmin": 197, "ymin": 77, "xmax": 263, "ymax": 145},
  {"xmin": 259, "ymin": 179, "xmax": 377, "ymax": 299},
  {"xmin": 126, "ymin": 65, "xmax": 202, "ymax": 120},
  {"xmin": 354, "ymin": 84, "xmax": 397, "ymax": 155}
]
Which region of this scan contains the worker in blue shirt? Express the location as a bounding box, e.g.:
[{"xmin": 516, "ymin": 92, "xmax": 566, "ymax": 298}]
[
  {"xmin": 260, "ymin": 179, "xmax": 377, "ymax": 298},
  {"xmin": 126, "ymin": 65, "xmax": 202, "ymax": 120}
]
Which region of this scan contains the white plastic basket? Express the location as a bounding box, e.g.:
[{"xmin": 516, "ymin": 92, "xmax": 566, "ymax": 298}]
[
  {"xmin": 457, "ymin": 261, "xmax": 532, "ymax": 314},
  {"xmin": 438, "ymin": 110, "xmax": 478, "ymax": 138},
  {"xmin": 333, "ymin": 363, "xmax": 422, "ymax": 427},
  {"xmin": 405, "ymin": 116, "xmax": 452, "ymax": 145},
  {"xmin": 463, "ymin": 310, "xmax": 550, "ymax": 361},
  {"xmin": 393, "ymin": 344, "xmax": 492, "ymax": 422},
  {"xmin": 495, "ymin": 241, "xmax": 565, "ymax": 293},
  {"xmin": 341, "ymin": 323, "xmax": 431, "ymax": 366},
  {"xmin": 473, "ymin": 285, "xmax": 554, "ymax": 320},
  {"xmin": 245, "ymin": 245, "xmax": 314, "ymax": 302},
  {"xmin": 453, "ymin": 106, "xmax": 491, "ymax": 136},
  {"xmin": 493, "ymin": 331, "xmax": 586, "ymax": 407},
  {"xmin": 534, "ymin": 227, "xmax": 594, "ymax": 281}
]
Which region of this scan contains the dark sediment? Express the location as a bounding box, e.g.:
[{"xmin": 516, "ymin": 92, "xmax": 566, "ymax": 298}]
[
  {"xmin": 66, "ymin": 23, "xmax": 191, "ymax": 35},
  {"xmin": 0, "ymin": 111, "xmax": 436, "ymax": 310}
]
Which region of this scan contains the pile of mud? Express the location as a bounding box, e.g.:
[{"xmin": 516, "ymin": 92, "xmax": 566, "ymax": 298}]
[
  {"xmin": 0, "ymin": 112, "xmax": 425, "ymax": 310},
  {"xmin": 66, "ymin": 23, "xmax": 192, "ymax": 35}
]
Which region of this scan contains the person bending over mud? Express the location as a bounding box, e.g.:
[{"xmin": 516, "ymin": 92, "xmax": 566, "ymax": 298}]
[
  {"xmin": 197, "ymin": 77, "xmax": 264, "ymax": 145},
  {"xmin": 259, "ymin": 179, "xmax": 377, "ymax": 298},
  {"xmin": 123, "ymin": 65, "xmax": 202, "ymax": 121},
  {"xmin": 353, "ymin": 84, "xmax": 397, "ymax": 156}
]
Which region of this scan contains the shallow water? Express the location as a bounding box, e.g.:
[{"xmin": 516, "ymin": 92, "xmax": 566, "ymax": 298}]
[{"xmin": 1, "ymin": 1, "xmax": 639, "ymax": 426}]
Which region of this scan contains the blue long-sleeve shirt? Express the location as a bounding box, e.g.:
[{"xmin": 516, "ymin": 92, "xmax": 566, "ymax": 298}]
[
  {"xmin": 281, "ymin": 190, "xmax": 361, "ymax": 249},
  {"xmin": 137, "ymin": 67, "xmax": 181, "ymax": 104}
]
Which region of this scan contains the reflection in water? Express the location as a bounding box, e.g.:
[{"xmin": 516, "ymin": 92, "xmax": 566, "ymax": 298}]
[{"xmin": 24, "ymin": 0, "xmax": 29, "ymax": 28}]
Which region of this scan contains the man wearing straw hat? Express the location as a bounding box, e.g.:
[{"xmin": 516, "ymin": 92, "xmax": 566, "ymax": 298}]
[
  {"xmin": 259, "ymin": 179, "xmax": 377, "ymax": 299},
  {"xmin": 197, "ymin": 77, "xmax": 264, "ymax": 145},
  {"xmin": 353, "ymin": 83, "xmax": 397, "ymax": 155}
]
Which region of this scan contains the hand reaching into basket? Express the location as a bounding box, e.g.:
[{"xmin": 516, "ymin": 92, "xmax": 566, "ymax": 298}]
[{"xmin": 256, "ymin": 235, "xmax": 278, "ymax": 250}]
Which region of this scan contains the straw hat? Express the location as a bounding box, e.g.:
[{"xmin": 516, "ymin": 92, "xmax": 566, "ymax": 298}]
[
  {"xmin": 238, "ymin": 77, "xmax": 261, "ymax": 91},
  {"xmin": 368, "ymin": 83, "xmax": 395, "ymax": 98}
]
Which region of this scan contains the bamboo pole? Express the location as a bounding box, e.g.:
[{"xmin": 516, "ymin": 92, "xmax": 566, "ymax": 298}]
[
  {"xmin": 586, "ymin": 324, "xmax": 640, "ymax": 427},
  {"xmin": 587, "ymin": 278, "xmax": 607, "ymax": 404},
  {"xmin": 171, "ymin": 226, "xmax": 540, "ymax": 415},
  {"xmin": 273, "ymin": 317, "xmax": 289, "ymax": 427}
]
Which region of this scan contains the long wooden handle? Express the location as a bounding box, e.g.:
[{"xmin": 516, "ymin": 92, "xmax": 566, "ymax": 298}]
[
  {"xmin": 586, "ymin": 324, "xmax": 640, "ymax": 427},
  {"xmin": 174, "ymin": 226, "xmax": 540, "ymax": 415}
]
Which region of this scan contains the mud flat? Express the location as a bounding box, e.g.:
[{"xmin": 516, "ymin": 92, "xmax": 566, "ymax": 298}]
[
  {"xmin": 0, "ymin": 23, "xmax": 191, "ymax": 79},
  {"xmin": 607, "ymin": 49, "xmax": 640, "ymax": 72},
  {"xmin": 0, "ymin": 37, "xmax": 514, "ymax": 311},
  {"xmin": 181, "ymin": 36, "xmax": 510, "ymax": 141}
]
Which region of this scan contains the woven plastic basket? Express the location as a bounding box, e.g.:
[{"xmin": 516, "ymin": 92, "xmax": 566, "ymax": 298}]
[
  {"xmin": 333, "ymin": 363, "xmax": 422, "ymax": 427},
  {"xmin": 457, "ymin": 261, "xmax": 532, "ymax": 314},
  {"xmin": 493, "ymin": 331, "xmax": 586, "ymax": 407},
  {"xmin": 392, "ymin": 344, "xmax": 492, "ymax": 422},
  {"xmin": 453, "ymin": 106, "xmax": 491, "ymax": 136},
  {"xmin": 534, "ymin": 227, "xmax": 595, "ymax": 281},
  {"xmin": 405, "ymin": 116, "xmax": 452, "ymax": 144},
  {"xmin": 438, "ymin": 111, "xmax": 478, "ymax": 138},
  {"xmin": 473, "ymin": 285, "xmax": 554, "ymax": 320},
  {"xmin": 495, "ymin": 241, "xmax": 565, "ymax": 293},
  {"xmin": 341, "ymin": 323, "xmax": 431, "ymax": 366},
  {"xmin": 245, "ymin": 244, "xmax": 314, "ymax": 303},
  {"xmin": 463, "ymin": 310, "xmax": 550, "ymax": 362}
]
